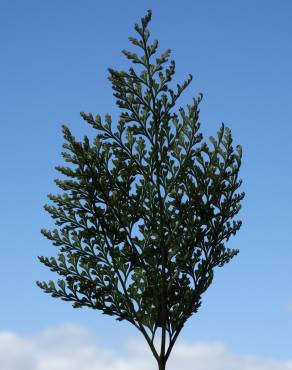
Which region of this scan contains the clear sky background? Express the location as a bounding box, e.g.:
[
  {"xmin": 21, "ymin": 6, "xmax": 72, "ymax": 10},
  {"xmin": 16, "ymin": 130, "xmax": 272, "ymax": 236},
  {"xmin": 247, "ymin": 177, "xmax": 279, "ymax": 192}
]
[{"xmin": 1, "ymin": 1, "xmax": 292, "ymax": 369}]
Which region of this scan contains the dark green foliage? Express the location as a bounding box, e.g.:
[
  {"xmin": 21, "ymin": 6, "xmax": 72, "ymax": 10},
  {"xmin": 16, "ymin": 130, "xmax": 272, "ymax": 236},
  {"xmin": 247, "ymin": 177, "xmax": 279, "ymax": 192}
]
[{"xmin": 37, "ymin": 10, "xmax": 244, "ymax": 369}]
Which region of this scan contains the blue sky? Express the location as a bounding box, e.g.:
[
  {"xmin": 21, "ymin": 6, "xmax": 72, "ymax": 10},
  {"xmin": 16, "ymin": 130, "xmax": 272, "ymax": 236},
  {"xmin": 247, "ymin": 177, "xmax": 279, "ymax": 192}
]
[{"xmin": 1, "ymin": 0, "xmax": 292, "ymax": 366}]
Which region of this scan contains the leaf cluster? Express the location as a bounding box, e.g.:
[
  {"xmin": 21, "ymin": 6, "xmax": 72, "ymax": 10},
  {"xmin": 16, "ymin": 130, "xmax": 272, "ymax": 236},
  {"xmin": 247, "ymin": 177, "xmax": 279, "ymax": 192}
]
[{"xmin": 37, "ymin": 9, "xmax": 244, "ymax": 364}]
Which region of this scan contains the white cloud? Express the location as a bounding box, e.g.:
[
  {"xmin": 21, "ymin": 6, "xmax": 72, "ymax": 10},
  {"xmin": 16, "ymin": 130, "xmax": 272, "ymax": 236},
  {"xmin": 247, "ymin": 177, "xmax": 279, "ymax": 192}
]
[{"xmin": 0, "ymin": 323, "xmax": 291, "ymax": 370}]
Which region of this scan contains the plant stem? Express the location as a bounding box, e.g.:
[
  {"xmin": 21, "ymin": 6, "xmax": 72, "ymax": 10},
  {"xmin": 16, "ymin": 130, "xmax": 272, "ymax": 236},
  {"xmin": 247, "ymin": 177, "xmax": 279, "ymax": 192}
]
[{"xmin": 158, "ymin": 360, "xmax": 166, "ymax": 370}]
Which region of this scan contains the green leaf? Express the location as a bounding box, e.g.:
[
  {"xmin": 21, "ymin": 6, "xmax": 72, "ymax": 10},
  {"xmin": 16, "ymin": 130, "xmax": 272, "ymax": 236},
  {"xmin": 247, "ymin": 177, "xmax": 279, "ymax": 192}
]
[{"xmin": 38, "ymin": 10, "xmax": 244, "ymax": 365}]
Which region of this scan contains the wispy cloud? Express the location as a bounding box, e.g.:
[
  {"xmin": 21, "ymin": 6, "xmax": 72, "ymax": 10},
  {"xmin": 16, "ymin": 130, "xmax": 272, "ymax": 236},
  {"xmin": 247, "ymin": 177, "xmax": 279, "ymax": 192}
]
[{"xmin": 0, "ymin": 324, "xmax": 291, "ymax": 370}]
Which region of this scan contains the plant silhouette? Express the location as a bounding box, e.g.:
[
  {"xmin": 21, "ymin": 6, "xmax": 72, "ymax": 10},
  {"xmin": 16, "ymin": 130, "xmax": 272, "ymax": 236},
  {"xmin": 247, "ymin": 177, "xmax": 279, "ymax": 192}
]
[{"xmin": 37, "ymin": 10, "xmax": 244, "ymax": 370}]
